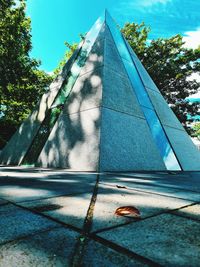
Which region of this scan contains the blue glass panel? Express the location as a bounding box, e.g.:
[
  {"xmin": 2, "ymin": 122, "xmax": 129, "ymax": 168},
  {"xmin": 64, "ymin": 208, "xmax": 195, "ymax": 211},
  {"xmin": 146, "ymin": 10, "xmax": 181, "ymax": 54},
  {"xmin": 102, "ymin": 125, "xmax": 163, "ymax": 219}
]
[
  {"xmin": 106, "ymin": 11, "xmax": 181, "ymax": 170},
  {"xmin": 106, "ymin": 12, "xmax": 131, "ymax": 62},
  {"xmin": 144, "ymin": 108, "xmax": 181, "ymax": 170},
  {"xmin": 122, "ymin": 59, "xmax": 153, "ymax": 109}
]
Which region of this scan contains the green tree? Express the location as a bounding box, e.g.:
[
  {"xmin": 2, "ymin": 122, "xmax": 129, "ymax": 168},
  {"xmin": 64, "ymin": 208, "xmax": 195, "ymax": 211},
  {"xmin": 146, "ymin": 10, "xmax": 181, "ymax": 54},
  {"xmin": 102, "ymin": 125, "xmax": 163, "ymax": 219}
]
[
  {"xmin": 191, "ymin": 122, "xmax": 200, "ymax": 139},
  {"xmin": 122, "ymin": 22, "xmax": 200, "ymax": 129},
  {"xmin": 0, "ymin": 0, "xmax": 53, "ymax": 148}
]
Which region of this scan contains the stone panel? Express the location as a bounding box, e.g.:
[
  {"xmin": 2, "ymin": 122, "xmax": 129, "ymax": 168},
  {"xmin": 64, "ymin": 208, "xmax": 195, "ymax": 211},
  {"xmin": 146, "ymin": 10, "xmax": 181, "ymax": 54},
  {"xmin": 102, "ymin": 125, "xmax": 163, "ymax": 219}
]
[
  {"xmin": 79, "ymin": 38, "xmax": 104, "ymax": 76},
  {"xmin": 20, "ymin": 193, "xmax": 92, "ymax": 229},
  {"xmin": 64, "ymin": 67, "xmax": 103, "ymax": 115},
  {"xmin": 91, "ymin": 183, "xmax": 191, "ymax": 232},
  {"xmin": 148, "ymin": 89, "xmax": 184, "ymax": 130},
  {"xmin": 0, "ymin": 227, "xmax": 79, "ymax": 266},
  {"xmin": 104, "ymin": 38, "xmax": 127, "ymax": 75},
  {"xmin": 37, "ymin": 108, "xmax": 101, "ymax": 170},
  {"xmin": 98, "ymin": 213, "xmax": 200, "ymax": 267},
  {"xmin": 83, "ymin": 239, "xmax": 146, "ymax": 266},
  {"xmin": 99, "ymin": 108, "xmax": 166, "ymax": 171},
  {"xmin": 102, "ymin": 66, "xmax": 144, "ymax": 118},
  {"xmin": 0, "ymin": 204, "xmax": 57, "ymax": 244},
  {"xmin": 163, "ymin": 125, "xmax": 200, "ymax": 170}
]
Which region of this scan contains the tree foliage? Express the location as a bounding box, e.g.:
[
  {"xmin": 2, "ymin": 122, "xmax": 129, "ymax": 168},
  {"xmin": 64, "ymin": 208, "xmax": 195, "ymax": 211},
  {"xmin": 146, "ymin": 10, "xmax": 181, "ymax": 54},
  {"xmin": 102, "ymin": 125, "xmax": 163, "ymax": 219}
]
[
  {"xmin": 191, "ymin": 122, "xmax": 200, "ymax": 139},
  {"xmin": 0, "ymin": 0, "xmax": 53, "ymax": 148},
  {"xmin": 122, "ymin": 22, "xmax": 200, "ymax": 128}
]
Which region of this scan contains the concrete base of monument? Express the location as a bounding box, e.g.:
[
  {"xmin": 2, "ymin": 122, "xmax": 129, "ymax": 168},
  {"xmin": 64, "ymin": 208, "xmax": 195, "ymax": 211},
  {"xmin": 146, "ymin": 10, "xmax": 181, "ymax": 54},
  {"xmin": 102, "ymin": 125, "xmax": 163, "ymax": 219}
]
[{"xmin": 0, "ymin": 166, "xmax": 200, "ymax": 266}]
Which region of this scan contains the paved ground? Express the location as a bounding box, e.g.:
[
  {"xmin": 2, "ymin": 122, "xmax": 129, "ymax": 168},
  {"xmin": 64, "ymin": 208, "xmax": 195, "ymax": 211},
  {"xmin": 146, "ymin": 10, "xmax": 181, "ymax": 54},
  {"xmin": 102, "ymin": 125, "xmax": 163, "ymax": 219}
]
[{"xmin": 0, "ymin": 167, "xmax": 200, "ymax": 266}]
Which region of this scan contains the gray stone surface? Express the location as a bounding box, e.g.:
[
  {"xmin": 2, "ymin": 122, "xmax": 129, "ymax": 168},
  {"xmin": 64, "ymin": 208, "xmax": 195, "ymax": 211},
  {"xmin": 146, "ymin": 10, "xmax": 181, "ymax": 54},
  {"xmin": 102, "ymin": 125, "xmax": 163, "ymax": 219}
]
[
  {"xmin": 64, "ymin": 67, "xmax": 103, "ymax": 115},
  {"xmin": 104, "ymin": 38, "xmax": 127, "ymax": 75},
  {"xmin": 0, "ymin": 168, "xmax": 200, "ymax": 266},
  {"xmin": 147, "ymin": 89, "xmax": 184, "ymax": 130},
  {"xmin": 0, "ymin": 169, "xmax": 97, "ymax": 202},
  {"xmin": 163, "ymin": 126, "xmax": 200, "ymax": 170},
  {"xmin": 0, "ymin": 227, "xmax": 79, "ymax": 267},
  {"xmin": 99, "ymin": 172, "xmax": 200, "ymax": 199},
  {"xmin": 79, "ymin": 38, "xmax": 104, "ymax": 77},
  {"xmin": 91, "ymin": 183, "xmax": 192, "ymax": 232},
  {"xmin": 0, "ymin": 204, "xmax": 58, "ymax": 244},
  {"xmin": 0, "ymin": 108, "xmax": 41, "ymax": 166},
  {"xmin": 83, "ymin": 239, "xmax": 147, "ymax": 267},
  {"xmin": 98, "ymin": 213, "xmax": 200, "ymax": 266},
  {"xmin": 37, "ymin": 108, "xmax": 101, "ymax": 170},
  {"xmin": 99, "ymin": 108, "xmax": 166, "ymax": 171},
  {"xmin": 102, "ymin": 66, "xmax": 144, "ymax": 118},
  {"xmin": 173, "ymin": 203, "xmax": 200, "ymax": 221},
  {"xmin": 20, "ymin": 193, "xmax": 92, "ymax": 229}
]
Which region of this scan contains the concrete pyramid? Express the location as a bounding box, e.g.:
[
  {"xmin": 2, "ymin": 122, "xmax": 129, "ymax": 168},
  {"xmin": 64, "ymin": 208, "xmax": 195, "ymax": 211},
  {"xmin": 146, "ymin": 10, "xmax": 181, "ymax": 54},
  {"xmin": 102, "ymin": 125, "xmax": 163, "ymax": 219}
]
[{"xmin": 1, "ymin": 11, "xmax": 200, "ymax": 171}]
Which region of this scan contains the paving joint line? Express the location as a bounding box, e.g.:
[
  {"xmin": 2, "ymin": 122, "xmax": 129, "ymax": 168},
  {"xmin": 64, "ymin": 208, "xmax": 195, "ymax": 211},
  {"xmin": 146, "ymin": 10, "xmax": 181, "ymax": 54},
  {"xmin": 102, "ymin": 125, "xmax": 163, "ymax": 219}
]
[
  {"xmin": 0, "ymin": 225, "xmax": 61, "ymax": 247},
  {"xmin": 167, "ymin": 211, "xmax": 200, "ymax": 223},
  {"xmin": 11, "ymin": 189, "xmax": 93, "ymax": 204},
  {"xmin": 92, "ymin": 201, "xmax": 199, "ymax": 235},
  {"xmin": 4, "ymin": 199, "xmax": 83, "ymax": 235},
  {"xmin": 70, "ymin": 174, "xmax": 100, "ymax": 267},
  {"xmin": 90, "ymin": 234, "xmax": 163, "ymax": 267},
  {"xmin": 168, "ymin": 201, "xmax": 200, "ymax": 212}
]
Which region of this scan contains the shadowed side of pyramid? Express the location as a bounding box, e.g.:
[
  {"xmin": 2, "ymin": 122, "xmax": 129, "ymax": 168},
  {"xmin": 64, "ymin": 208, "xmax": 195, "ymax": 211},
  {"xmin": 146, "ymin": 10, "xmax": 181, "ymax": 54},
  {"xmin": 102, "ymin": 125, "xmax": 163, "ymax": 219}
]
[{"xmin": 1, "ymin": 11, "xmax": 200, "ymax": 171}]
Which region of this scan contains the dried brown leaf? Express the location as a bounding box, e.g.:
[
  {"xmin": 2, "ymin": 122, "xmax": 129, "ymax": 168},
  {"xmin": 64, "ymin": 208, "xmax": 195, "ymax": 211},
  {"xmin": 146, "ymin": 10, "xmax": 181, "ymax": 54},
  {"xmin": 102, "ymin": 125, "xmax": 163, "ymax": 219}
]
[{"xmin": 115, "ymin": 206, "xmax": 141, "ymax": 218}]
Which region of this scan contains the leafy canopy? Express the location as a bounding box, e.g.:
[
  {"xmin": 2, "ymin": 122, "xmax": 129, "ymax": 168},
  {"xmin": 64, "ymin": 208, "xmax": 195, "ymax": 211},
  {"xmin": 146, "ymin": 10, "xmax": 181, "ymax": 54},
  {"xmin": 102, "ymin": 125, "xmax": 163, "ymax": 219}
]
[{"xmin": 0, "ymin": 0, "xmax": 53, "ymax": 147}]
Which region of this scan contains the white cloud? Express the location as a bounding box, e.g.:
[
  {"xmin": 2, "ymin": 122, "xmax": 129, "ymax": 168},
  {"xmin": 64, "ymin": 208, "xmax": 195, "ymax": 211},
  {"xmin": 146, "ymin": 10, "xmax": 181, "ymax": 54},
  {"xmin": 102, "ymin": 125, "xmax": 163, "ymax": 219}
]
[
  {"xmin": 139, "ymin": 0, "xmax": 171, "ymax": 7},
  {"xmin": 183, "ymin": 28, "xmax": 200, "ymax": 49},
  {"xmin": 47, "ymin": 71, "xmax": 54, "ymax": 76},
  {"xmin": 188, "ymin": 73, "xmax": 200, "ymax": 83},
  {"xmin": 14, "ymin": 0, "xmax": 20, "ymax": 7},
  {"xmin": 115, "ymin": 0, "xmax": 171, "ymax": 11}
]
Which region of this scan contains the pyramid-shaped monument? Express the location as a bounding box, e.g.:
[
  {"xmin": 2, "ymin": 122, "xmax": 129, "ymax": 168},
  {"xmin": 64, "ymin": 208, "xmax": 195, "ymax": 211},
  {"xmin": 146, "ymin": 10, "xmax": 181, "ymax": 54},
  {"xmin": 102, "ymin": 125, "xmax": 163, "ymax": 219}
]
[{"xmin": 1, "ymin": 11, "xmax": 200, "ymax": 171}]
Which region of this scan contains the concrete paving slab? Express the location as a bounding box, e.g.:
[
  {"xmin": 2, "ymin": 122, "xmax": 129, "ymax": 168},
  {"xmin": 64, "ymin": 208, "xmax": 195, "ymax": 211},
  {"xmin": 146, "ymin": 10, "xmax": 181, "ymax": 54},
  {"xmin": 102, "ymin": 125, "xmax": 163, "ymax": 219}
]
[
  {"xmin": 0, "ymin": 169, "xmax": 97, "ymax": 202},
  {"xmin": 0, "ymin": 204, "xmax": 58, "ymax": 245},
  {"xmin": 98, "ymin": 213, "xmax": 200, "ymax": 266},
  {"xmin": 172, "ymin": 203, "xmax": 200, "ymax": 221},
  {"xmin": 20, "ymin": 193, "xmax": 92, "ymax": 229},
  {"xmin": 99, "ymin": 172, "xmax": 200, "ymax": 197},
  {"xmin": 82, "ymin": 239, "xmax": 148, "ymax": 267},
  {"xmin": 99, "ymin": 180, "xmax": 200, "ymax": 202},
  {"xmin": 91, "ymin": 184, "xmax": 192, "ymax": 232},
  {"xmin": 0, "ymin": 168, "xmax": 199, "ymax": 266},
  {"xmin": 0, "ymin": 227, "xmax": 79, "ymax": 267},
  {"xmin": 166, "ymin": 190, "xmax": 200, "ymax": 202}
]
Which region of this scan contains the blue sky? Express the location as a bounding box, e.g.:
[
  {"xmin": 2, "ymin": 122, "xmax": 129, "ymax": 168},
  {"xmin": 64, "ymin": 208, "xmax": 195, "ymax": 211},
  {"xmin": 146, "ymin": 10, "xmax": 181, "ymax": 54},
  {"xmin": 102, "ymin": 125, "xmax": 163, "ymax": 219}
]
[{"xmin": 25, "ymin": 0, "xmax": 200, "ymax": 73}]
